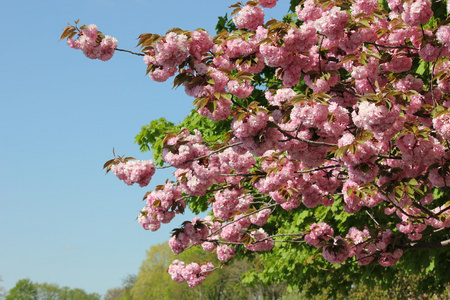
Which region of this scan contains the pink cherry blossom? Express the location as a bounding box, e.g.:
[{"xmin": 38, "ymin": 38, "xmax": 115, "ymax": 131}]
[
  {"xmin": 258, "ymin": 0, "xmax": 278, "ymax": 8},
  {"xmin": 111, "ymin": 159, "xmax": 155, "ymax": 187},
  {"xmin": 322, "ymin": 237, "xmax": 351, "ymax": 264},
  {"xmin": 233, "ymin": 5, "xmax": 264, "ymax": 31},
  {"xmin": 305, "ymin": 222, "xmax": 334, "ymax": 248}
]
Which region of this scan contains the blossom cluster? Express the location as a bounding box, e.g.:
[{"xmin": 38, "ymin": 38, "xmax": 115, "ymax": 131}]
[
  {"xmin": 110, "ymin": 159, "xmax": 155, "ymax": 187},
  {"xmin": 138, "ymin": 182, "xmax": 184, "ymax": 231},
  {"xmin": 306, "ymin": 223, "xmax": 405, "ymax": 266},
  {"xmin": 168, "ymin": 260, "xmax": 214, "ymax": 287},
  {"xmin": 66, "ymin": 24, "xmax": 117, "ymax": 61}
]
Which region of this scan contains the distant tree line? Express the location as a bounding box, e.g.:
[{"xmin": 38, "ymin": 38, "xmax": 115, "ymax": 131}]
[
  {"xmin": 2, "ymin": 243, "xmax": 449, "ymax": 300},
  {"xmin": 105, "ymin": 242, "xmax": 450, "ymax": 300},
  {"xmin": 3, "ymin": 278, "xmax": 100, "ymax": 300}
]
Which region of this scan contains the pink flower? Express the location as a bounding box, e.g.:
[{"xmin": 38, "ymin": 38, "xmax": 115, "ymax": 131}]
[
  {"xmin": 382, "ymin": 55, "xmax": 412, "ymax": 73},
  {"xmin": 249, "ymin": 208, "xmax": 272, "ymax": 226},
  {"xmin": 428, "ymin": 168, "xmax": 450, "ymax": 188},
  {"xmin": 314, "ymin": 7, "xmax": 349, "ymax": 41},
  {"xmin": 296, "ymin": 0, "xmax": 324, "ymax": 22},
  {"xmin": 226, "ymin": 38, "xmax": 258, "ymax": 58},
  {"xmin": 231, "ymin": 110, "xmax": 268, "ymax": 138},
  {"xmin": 285, "ymin": 25, "xmax": 318, "ymax": 53},
  {"xmin": 233, "ymin": 5, "xmax": 264, "ymax": 31},
  {"xmin": 433, "ymin": 112, "xmax": 450, "ymax": 140},
  {"xmin": 219, "ymin": 146, "xmax": 256, "ymax": 174},
  {"xmin": 305, "ymin": 222, "xmax": 334, "ymax": 248},
  {"xmin": 236, "ymin": 52, "xmax": 265, "ymax": 74},
  {"xmin": 168, "ymin": 260, "xmax": 213, "ymax": 287},
  {"xmin": 258, "ymin": 0, "xmax": 278, "ymax": 8},
  {"xmin": 111, "ymin": 159, "xmax": 155, "ymax": 187},
  {"xmin": 154, "ymin": 32, "xmax": 190, "ymax": 68},
  {"xmin": 291, "ymin": 101, "xmax": 329, "ymax": 128},
  {"xmin": 168, "ymin": 260, "xmax": 186, "ymax": 283},
  {"xmin": 221, "ymin": 223, "xmax": 243, "ymax": 242},
  {"xmin": 197, "ymin": 98, "xmax": 232, "ymax": 121},
  {"xmin": 83, "ymin": 24, "xmax": 98, "ymax": 39},
  {"xmin": 345, "ymin": 227, "xmax": 375, "ymax": 265},
  {"xmin": 148, "ymin": 66, "xmax": 177, "ymax": 82},
  {"xmin": 67, "ymin": 24, "xmax": 117, "ymax": 61},
  {"xmin": 378, "ymin": 249, "xmax": 403, "ymax": 267},
  {"xmin": 260, "ymin": 43, "xmax": 293, "ymax": 67},
  {"xmin": 351, "ymin": 0, "xmax": 378, "ymax": 15},
  {"xmin": 227, "ymin": 80, "xmax": 254, "ymax": 99},
  {"xmin": 322, "ymin": 237, "xmax": 350, "ymax": 264},
  {"xmin": 169, "ymin": 235, "xmax": 189, "ymax": 254},
  {"xmin": 216, "ymin": 245, "xmax": 236, "ymax": 261},
  {"xmin": 201, "ymin": 241, "xmax": 216, "ymax": 252},
  {"xmin": 350, "ymin": 59, "xmax": 379, "ymax": 80},
  {"xmin": 244, "ymin": 229, "xmax": 274, "ymax": 251},
  {"xmin": 402, "ymin": 0, "xmax": 432, "ymax": 26},
  {"xmin": 99, "ymin": 35, "xmax": 117, "ymax": 61},
  {"xmin": 393, "ymin": 74, "xmax": 423, "ymax": 92},
  {"xmin": 239, "ymin": 127, "xmax": 282, "ymax": 156},
  {"xmin": 419, "ymin": 43, "xmax": 440, "ymax": 62},
  {"xmin": 265, "ymin": 88, "xmax": 296, "ymax": 106},
  {"xmin": 189, "ymin": 30, "xmax": 213, "ymax": 59},
  {"xmin": 352, "ymin": 101, "xmax": 401, "ymax": 133},
  {"xmin": 213, "ymin": 188, "xmax": 245, "ymax": 220},
  {"xmin": 138, "ymin": 210, "xmax": 161, "ymax": 231}
]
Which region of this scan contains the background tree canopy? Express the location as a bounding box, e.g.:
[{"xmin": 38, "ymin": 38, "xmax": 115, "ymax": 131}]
[
  {"xmin": 105, "ymin": 242, "xmax": 449, "ymax": 300},
  {"xmin": 4, "ymin": 278, "xmax": 101, "ymax": 300}
]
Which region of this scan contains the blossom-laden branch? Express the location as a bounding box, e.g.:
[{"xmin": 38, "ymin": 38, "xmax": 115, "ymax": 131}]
[{"xmin": 64, "ymin": 0, "xmax": 450, "ymax": 289}]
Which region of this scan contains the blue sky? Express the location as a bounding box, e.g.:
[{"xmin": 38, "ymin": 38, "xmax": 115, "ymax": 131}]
[{"xmin": 0, "ymin": 0, "xmax": 290, "ymax": 296}]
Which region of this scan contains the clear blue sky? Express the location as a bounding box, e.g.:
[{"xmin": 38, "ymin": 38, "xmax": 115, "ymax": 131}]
[{"xmin": 0, "ymin": 0, "xmax": 290, "ymax": 297}]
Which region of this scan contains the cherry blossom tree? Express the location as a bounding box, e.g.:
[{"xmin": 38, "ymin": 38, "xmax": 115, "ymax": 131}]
[{"xmin": 62, "ymin": 0, "xmax": 450, "ymax": 296}]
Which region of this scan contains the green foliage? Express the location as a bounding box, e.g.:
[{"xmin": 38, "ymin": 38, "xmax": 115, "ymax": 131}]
[
  {"xmin": 126, "ymin": 242, "xmax": 286, "ymax": 300},
  {"xmin": 288, "ymin": 0, "xmax": 302, "ymax": 13},
  {"xmin": 112, "ymin": 242, "xmax": 449, "ymax": 299},
  {"xmin": 134, "ymin": 110, "xmax": 230, "ymax": 214},
  {"xmin": 111, "ymin": 274, "xmax": 136, "ymax": 300},
  {"xmin": 104, "ymin": 287, "xmax": 126, "ymax": 300},
  {"xmin": 6, "ymin": 279, "xmax": 37, "ymax": 300},
  {"xmin": 6, "ymin": 279, "xmax": 101, "ymax": 300},
  {"xmin": 215, "ymin": 13, "xmax": 238, "ymax": 34},
  {"xmin": 135, "ymin": 110, "xmax": 230, "ymax": 167},
  {"xmin": 134, "ymin": 117, "xmax": 175, "ymax": 165},
  {"xmin": 243, "ymin": 199, "xmax": 450, "ymax": 298},
  {"xmin": 429, "ymin": 0, "xmax": 448, "ymax": 28},
  {"xmin": 0, "ymin": 276, "xmax": 6, "ymax": 300}
]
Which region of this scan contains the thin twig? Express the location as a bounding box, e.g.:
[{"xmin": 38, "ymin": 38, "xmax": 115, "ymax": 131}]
[
  {"xmin": 276, "ymin": 126, "xmax": 337, "ymax": 147},
  {"xmin": 364, "ymin": 209, "xmax": 380, "ymax": 227},
  {"xmin": 378, "ymin": 154, "xmax": 402, "ymax": 160},
  {"xmin": 401, "ymin": 238, "xmax": 450, "ymax": 250},
  {"xmin": 184, "ymin": 142, "xmax": 243, "ymax": 164},
  {"xmin": 412, "ymin": 202, "xmax": 438, "ymax": 219},
  {"xmin": 208, "ymin": 203, "xmax": 278, "ymax": 237},
  {"xmin": 365, "ymin": 42, "xmax": 418, "ymax": 50},
  {"xmin": 115, "ymin": 48, "xmax": 145, "ymax": 56},
  {"xmin": 295, "ymin": 164, "xmax": 341, "ymax": 174}
]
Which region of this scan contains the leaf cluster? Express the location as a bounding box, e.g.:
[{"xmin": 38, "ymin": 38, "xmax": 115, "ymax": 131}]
[{"xmin": 135, "ymin": 110, "xmax": 230, "ymax": 167}]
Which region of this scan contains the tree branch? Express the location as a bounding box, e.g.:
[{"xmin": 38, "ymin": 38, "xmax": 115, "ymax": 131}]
[
  {"xmin": 208, "ymin": 203, "xmax": 278, "ymax": 238},
  {"xmin": 276, "ymin": 126, "xmax": 337, "ymax": 147},
  {"xmin": 115, "ymin": 48, "xmax": 145, "ymax": 56},
  {"xmin": 185, "ymin": 142, "xmax": 243, "ymax": 164},
  {"xmin": 401, "ymin": 238, "xmax": 450, "ymax": 250}
]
